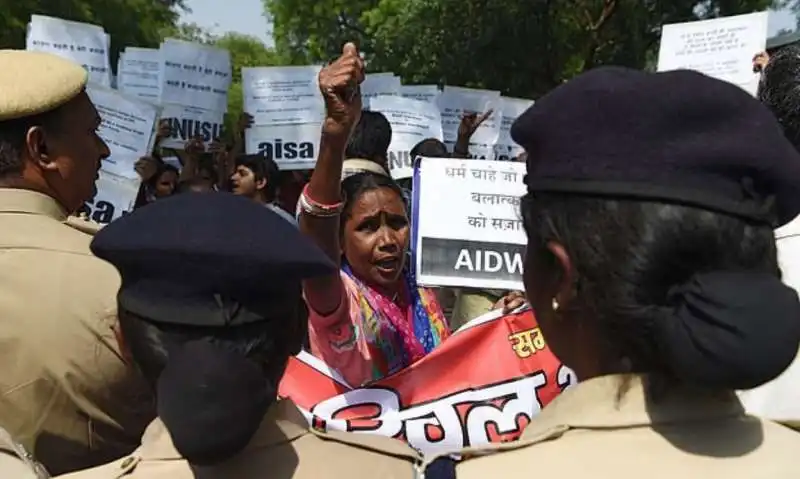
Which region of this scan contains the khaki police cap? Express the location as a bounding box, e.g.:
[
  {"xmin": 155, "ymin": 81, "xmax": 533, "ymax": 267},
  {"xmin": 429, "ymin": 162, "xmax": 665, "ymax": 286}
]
[{"xmin": 0, "ymin": 50, "xmax": 88, "ymax": 121}]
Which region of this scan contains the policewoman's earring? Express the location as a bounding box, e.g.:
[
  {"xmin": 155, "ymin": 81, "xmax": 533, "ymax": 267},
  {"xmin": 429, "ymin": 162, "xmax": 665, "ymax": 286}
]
[{"xmin": 552, "ymin": 298, "xmax": 560, "ymax": 312}]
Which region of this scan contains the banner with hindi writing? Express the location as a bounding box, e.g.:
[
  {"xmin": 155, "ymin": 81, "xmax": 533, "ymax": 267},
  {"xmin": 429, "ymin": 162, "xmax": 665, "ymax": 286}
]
[
  {"xmin": 279, "ymin": 308, "xmax": 575, "ymax": 456},
  {"xmin": 411, "ymin": 157, "xmax": 526, "ymax": 291}
]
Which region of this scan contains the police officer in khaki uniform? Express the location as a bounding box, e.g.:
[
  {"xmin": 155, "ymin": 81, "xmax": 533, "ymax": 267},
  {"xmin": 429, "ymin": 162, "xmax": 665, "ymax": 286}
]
[
  {"xmin": 455, "ymin": 67, "xmax": 800, "ymax": 477},
  {"xmin": 58, "ymin": 192, "xmax": 424, "ymax": 478},
  {"xmin": 0, "ymin": 50, "xmax": 154, "ymax": 475}
]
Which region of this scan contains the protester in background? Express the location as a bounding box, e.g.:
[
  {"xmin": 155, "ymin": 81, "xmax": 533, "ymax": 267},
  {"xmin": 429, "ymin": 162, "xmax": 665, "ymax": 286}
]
[
  {"xmin": 0, "ymin": 50, "xmax": 154, "ymax": 475},
  {"xmin": 60, "ymin": 193, "xmax": 424, "ymax": 478},
  {"xmin": 300, "ymin": 44, "xmax": 450, "ymax": 387},
  {"xmin": 738, "ymin": 44, "xmax": 800, "ymax": 429},
  {"xmin": 133, "ymin": 159, "xmax": 178, "ymax": 209},
  {"xmin": 175, "ymin": 177, "xmax": 215, "ymax": 194},
  {"xmin": 457, "ymin": 67, "xmax": 800, "ymax": 477},
  {"xmin": 344, "ymin": 110, "xmax": 392, "ymax": 175},
  {"xmin": 231, "ymin": 153, "xmax": 297, "ymax": 225}
]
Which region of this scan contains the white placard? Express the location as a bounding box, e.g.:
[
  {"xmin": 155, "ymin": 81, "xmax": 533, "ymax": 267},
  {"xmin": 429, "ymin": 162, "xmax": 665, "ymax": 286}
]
[
  {"xmin": 87, "ymin": 85, "xmax": 160, "ymax": 180},
  {"xmin": 657, "ymin": 11, "xmax": 768, "ymax": 93},
  {"xmin": 118, "ymin": 47, "xmax": 161, "ymax": 101},
  {"xmin": 362, "ymin": 73, "xmax": 401, "ymax": 108},
  {"xmin": 494, "ymin": 97, "xmax": 534, "ymax": 161},
  {"xmin": 242, "ymin": 66, "xmax": 324, "ymax": 126},
  {"xmin": 413, "ymin": 157, "xmax": 526, "ymax": 290},
  {"xmin": 160, "ymin": 38, "xmax": 231, "ymax": 112},
  {"xmin": 438, "ymin": 86, "xmax": 501, "ymax": 159},
  {"xmin": 370, "ymin": 96, "xmax": 444, "ymax": 179},
  {"xmin": 84, "ymin": 171, "xmax": 140, "ymax": 224},
  {"xmin": 27, "ymin": 15, "xmax": 111, "ymax": 87},
  {"xmin": 245, "ymin": 124, "xmax": 321, "ymax": 170},
  {"xmin": 159, "ymin": 104, "xmax": 225, "ymax": 149},
  {"xmin": 400, "ymin": 85, "xmax": 441, "ymax": 104}
]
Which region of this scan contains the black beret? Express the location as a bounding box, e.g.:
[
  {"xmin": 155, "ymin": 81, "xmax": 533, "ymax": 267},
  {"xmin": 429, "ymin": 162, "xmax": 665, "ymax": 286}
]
[
  {"xmin": 91, "ymin": 192, "xmax": 335, "ymax": 327},
  {"xmin": 512, "ymin": 66, "xmax": 800, "ymax": 227}
]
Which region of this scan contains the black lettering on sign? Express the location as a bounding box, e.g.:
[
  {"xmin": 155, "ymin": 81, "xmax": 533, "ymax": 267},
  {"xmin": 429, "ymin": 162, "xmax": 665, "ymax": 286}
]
[
  {"xmin": 419, "ymin": 237, "xmax": 524, "ymax": 282},
  {"xmin": 258, "ymin": 139, "xmax": 315, "ymax": 161},
  {"xmin": 166, "ymin": 118, "xmax": 225, "ymax": 142},
  {"xmin": 388, "ymin": 151, "xmax": 413, "ymax": 170},
  {"xmin": 85, "ymin": 199, "xmax": 116, "ymax": 224}
]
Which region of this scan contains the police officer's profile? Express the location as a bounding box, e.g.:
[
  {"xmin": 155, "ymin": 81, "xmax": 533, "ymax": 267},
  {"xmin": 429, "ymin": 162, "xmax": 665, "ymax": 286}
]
[
  {"xmin": 59, "ymin": 192, "xmax": 424, "ymax": 478},
  {"xmin": 0, "ymin": 49, "xmax": 154, "ymax": 474},
  {"xmin": 456, "ymin": 67, "xmax": 800, "ymax": 477}
]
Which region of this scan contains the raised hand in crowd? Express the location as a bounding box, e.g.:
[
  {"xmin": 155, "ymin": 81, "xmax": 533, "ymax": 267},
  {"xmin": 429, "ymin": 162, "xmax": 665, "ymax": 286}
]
[
  {"xmin": 153, "ymin": 119, "xmax": 172, "ymax": 149},
  {"xmin": 453, "ymin": 109, "xmax": 493, "ymax": 158},
  {"xmin": 492, "ymin": 291, "xmax": 527, "ymax": 314},
  {"xmin": 753, "ymin": 51, "xmax": 770, "ymax": 73},
  {"xmin": 134, "ymin": 156, "xmax": 162, "ymax": 182}
]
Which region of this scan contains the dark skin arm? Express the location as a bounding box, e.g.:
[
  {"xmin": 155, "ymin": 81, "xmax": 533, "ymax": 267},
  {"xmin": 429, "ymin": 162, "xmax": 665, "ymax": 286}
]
[
  {"xmin": 300, "ymin": 42, "xmax": 365, "ymax": 315},
  {"xmin": 452, "ymin": 109, "xmax": 493, "ymax": 158}
]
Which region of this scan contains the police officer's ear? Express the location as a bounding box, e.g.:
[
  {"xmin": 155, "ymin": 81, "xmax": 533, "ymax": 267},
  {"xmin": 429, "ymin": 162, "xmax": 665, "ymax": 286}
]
[{"xmin": 25, "ymin": 124, "xmax": 56, "ymax": 171}]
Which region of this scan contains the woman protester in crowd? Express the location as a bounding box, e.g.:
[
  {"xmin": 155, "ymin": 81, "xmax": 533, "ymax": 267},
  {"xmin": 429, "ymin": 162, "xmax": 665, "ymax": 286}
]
[
  {"xmin": 455, "ymin": 67, "xmax": 800, "ymax": 477},
  {"xmin": 133, "ymin": 159, "xmax": 178, "ymax": 208},
  {"xmin": 299, "ymin": 43, "xmax": 451, "ymax": 387}
]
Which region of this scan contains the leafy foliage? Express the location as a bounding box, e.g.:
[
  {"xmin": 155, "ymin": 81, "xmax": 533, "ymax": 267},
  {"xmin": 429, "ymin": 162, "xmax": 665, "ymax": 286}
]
[{"xmin": 267, "ymin": 0, "xmax": 781, "ymax": 98}]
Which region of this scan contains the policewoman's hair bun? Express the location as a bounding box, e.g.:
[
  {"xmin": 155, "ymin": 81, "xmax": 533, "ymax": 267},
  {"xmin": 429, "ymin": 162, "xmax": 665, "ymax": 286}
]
[
  {"xmin": 654, "ymin": 272, "xmax": 800, "ymax": 390},
  {"xmin": 156, "ymin": 340, "xmax": 273, "ymax": 465}
]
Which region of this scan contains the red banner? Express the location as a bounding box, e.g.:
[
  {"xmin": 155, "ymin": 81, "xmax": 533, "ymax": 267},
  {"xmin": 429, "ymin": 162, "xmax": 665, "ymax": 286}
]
[{"xmin": 279, "ymin": 308, "xmax": 575, "ymax": 455}]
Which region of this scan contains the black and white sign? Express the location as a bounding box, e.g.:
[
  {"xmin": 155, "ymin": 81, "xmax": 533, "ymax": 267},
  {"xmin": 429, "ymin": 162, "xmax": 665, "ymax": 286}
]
[
  {"xmin": 245, "ymin": 124, "xmax": 320, "ymax": 170},
  {"xmin": 118, "ymin": 47, "xmax": 161, "ymax": 101},
  {"xmin": 82, "ymin": 171, "xmax": 140, "ymax": 224},
  {"xmin": 160, "ymin": 104, "xmax": 225, "ymax": 149},
  {"xmin": 412, "ymin": 157, "xmax": 526, "ymax": 290},
  {"xmin": 160, "ymin": 38, "xmax": 231, "ymax": 113}
]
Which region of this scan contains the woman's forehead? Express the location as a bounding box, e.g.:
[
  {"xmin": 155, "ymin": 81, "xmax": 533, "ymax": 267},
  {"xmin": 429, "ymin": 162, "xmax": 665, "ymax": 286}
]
[{"xmin": 350, "ymin": 188, "xmax": 405, "ymax": 216}]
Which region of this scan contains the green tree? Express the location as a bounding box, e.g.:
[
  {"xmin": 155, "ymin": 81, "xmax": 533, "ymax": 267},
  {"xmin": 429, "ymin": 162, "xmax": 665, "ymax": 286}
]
[
  {"xmin": 267, "ymin": 0, "xmax": 780, "ymax": 98},
  {"xmin": 0, "ymin": 0, "xmax": 186, "ymax": 66}
]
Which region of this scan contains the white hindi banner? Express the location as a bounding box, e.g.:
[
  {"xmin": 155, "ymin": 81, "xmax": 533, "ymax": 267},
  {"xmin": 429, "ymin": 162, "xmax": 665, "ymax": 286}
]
[
  {"xmin": 118, "ymin": 47, "xmax": 162, "ymax": 101},
  {"xmin": 370, "ymin": 96, "xmax": 444, "ymax": 179},
  {"xmin": 400, "ymin": 85, "xmax": 441, "ymax": 104},
  {"xmin": 412, "ymin": 157, "xmax": 526, "ymax": 290},
  {"xmin": 245, "ymin": 124, "xmax": 320, "ymax": 170},
  {"xmin": 241, "ymin": 66, "xmax": 324, "ymax": 126},
  {"xmin": 438, "ymin": 86, "xmax": 501, "ymax": 160},
  {"xmin": 160, "ymin": 38, "xmax": 231, "ymax": 113},
  {"xmin": 84, "ymin": 171, "xmax": 140, "ymax": 224},
  {"xmin": 657, "ymin": 11, "xmax": 768, "ymax": 95},
  {"xmin": 27, "ymin": 15, "xmax": 111, "ymax": 87},
  {"xmin": 159, "ymin": 104, "xmax": 225, "ymax": 149},
  {"xmin": 86, "ymin": 85, "xmax": 160, "ymax": 180},
  {"xmin": 361, "ymin": 73, "xmax": 401, "ymax": 108},
  {"xmin": 494, "ymin": 97, "xmax": 533, "ymax": 162}
]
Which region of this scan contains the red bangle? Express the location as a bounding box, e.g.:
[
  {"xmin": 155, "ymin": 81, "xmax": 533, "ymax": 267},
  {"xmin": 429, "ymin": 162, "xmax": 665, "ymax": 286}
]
[{"xmin": 301, "ymin": 184, "xmax": 344, "ymax": 215}]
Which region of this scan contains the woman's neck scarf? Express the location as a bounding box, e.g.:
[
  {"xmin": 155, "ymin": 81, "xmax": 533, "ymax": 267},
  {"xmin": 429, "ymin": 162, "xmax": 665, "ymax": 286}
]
[{"xmin": 341, "ymin": 262, "xmax": 450, "ymax": 382}]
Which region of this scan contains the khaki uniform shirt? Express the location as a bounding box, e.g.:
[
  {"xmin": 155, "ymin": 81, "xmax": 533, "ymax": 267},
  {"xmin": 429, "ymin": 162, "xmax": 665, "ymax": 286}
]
[
  {"xmin": 456, "ymin": 374, "xmax": 800, "ymax": 478},
  {"xmin": 0, "ymin": 189, "xmax": 155, "ymax": 475},
  {"xmin": 58, "ymin": 400, "xmax": 424, "ymax": 478}
]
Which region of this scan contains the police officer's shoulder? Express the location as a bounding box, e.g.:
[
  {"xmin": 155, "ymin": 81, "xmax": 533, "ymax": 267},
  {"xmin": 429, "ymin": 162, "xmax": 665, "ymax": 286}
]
[
  {"xmin": 64, "ymin": 215, "xmax": 105, "ymax": 236},
  {"xmin": 0, "ymin": 426, "xmax": 50, "ymax": 478},
  {"xmin": 55, "ymin": 454, "xmax": 140, "ymax": 479},
  {"xmin": 307, "ymin": 427, "xmax": 422, "ymax": 461}
]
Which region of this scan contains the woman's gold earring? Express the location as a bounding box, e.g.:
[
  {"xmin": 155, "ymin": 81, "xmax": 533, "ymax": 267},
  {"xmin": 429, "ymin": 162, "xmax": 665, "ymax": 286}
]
[{"xmin": 552, "ymin": 298, "xmax": 560, "ymax": 312}]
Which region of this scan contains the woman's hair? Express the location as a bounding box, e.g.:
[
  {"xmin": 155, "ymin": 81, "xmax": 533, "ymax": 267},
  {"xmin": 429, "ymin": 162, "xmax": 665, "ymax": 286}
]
[
  {"xmin": 520, "ymin": 193, "xmax": 779, "ymax": 384},
  {"xmin": 410, "ymin": 138, "xmax": 449, "ymax": 160},
  {"xmin": 759, "ymin": 45, "xmax": 800, "ymax": 150},
  {"xmin": 340, "ymin": 172, "xmax": 405, "ymax": 227},
  {"xmin": 118, "ymin": 298, "xmax": 306, "ymax": 465}
]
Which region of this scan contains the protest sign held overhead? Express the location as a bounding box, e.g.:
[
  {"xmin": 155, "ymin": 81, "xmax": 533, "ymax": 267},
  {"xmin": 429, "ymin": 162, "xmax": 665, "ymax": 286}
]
[
  {"xmin": 412, "ymin": 157, "xmax": 526, "ymax": 291},
  {"xmin": 81, "ymin": 171, "xmax": 140, "ymax": 225},
  {"xmin": 117, "ymin": 47, "xmax": 161, "ymax": 101},
  {"xmin": 26, "ymin": 15, "xmax": 112, "ymax": 87},
  {"xmin": 657, "ymin": 11, "xmax": 768, "ymax": 95},
  {"xmin": 245, "ymin": 124, "xmax": 320, "ymax": 170},
  {"xmin": 370, "ymin": 96, "xmax": 444, "ymax": 179},
  {"xmin": 279, "ymin": 307, "xmax": 576, "ymax": 456},
  {"xmin": 438, "ymin": 86, "xmax": 502, "ymax": 160},
  {"xmin": 361, "ymin": 73, "xmax": 401, "ymax": 108},
  {"xmin": 86, "ymin": 85, "xmax": 160, "ymax": 180},
  {"xmin": 494, "ymin": 97, "xmax": 533, "ymax": 161},
  {"xmin": 400, "ymin": 85, "xmax": 441, "ymax": 104},
  {"xmin": 159, "ymin": 38, "xmax": 232, "ymax": 113},
  {"xmin": 242, "ymin": 66, "xmax": 325, "ymax": 126},
  {"xmin": 159, "ymin": 104, "xmax": 225, "ymax": 149}
]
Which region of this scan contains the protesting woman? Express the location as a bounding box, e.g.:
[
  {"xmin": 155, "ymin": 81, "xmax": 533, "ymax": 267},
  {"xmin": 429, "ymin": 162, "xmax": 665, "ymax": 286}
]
[
  {"xmin": 456, "ymin": 67, "xmax": 800, "ymax": 476},
  {"xmin": 298, "ymin": 43, "xmax": 451, "ymax": 387}
]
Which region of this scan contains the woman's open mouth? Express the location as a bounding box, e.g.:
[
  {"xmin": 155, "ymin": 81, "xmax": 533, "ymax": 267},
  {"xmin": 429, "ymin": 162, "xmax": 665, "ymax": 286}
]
[{"xmin": 374, "ymin": 257, "xmax": 400, "ymax": 273}]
